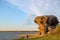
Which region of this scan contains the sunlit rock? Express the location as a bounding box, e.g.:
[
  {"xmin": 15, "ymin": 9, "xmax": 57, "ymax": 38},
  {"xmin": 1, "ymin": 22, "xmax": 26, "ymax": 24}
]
[{"xmin": 34, "ymin": 15, "xmax": 59, "ymax": 36}]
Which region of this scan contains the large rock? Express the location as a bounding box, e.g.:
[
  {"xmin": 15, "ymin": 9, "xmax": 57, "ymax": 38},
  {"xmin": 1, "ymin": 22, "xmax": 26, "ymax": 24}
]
[
  {"xmin": 46, "ymin": 15, "xmax": 59, "ymax": 28},
  {"xmin": 34, "ymin": 15, "xmax": 59, "ymax": 36}
]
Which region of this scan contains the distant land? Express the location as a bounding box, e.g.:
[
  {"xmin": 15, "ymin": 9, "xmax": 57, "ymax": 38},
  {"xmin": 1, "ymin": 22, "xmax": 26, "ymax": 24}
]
[{"xmin": 0, "ymin": 30, "xmax": 39, "ymax": 32}]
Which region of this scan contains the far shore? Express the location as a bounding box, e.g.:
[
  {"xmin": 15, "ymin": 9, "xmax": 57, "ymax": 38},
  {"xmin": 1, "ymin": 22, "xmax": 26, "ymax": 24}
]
[{"xmin": 0, "ymin": 31, "xmax": 38, "ymax": 32}]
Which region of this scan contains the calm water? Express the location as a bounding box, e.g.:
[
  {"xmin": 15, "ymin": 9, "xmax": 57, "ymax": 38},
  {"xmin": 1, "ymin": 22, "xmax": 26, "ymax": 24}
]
[{"xmin": 0, "ymin": 31, "xmax": 38, "ymax": 40}]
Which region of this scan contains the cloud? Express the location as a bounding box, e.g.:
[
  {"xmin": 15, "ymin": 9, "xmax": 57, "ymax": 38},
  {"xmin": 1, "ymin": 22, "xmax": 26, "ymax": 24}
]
[
  {"xmin": 6, "ymin": 0, "xmax": 43, "ymax": 16},
  {"xmin": 44, "ymin": 3, "xmax": 50, "ymax": 10},
  {"xmin": 6, "ymin": 0, "xmax": 60, "ymax": 24}
]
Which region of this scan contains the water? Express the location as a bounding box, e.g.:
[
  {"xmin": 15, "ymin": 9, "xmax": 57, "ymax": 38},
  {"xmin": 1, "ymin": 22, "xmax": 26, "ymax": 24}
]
[{"xmin": 0, "ymin": 31, "xmax": 38, "ymax": 40}]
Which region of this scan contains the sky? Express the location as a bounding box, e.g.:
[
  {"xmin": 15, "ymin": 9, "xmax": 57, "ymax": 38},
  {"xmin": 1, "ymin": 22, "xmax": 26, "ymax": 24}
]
[{"xmin": 0, "ymin": 0, "xmax": 60, "ymax": 31}]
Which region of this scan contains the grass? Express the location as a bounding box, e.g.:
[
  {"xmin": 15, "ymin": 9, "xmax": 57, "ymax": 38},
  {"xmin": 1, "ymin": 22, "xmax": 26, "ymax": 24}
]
[
  {"xmin": 14, "ymin": 24, "xmax": 60, "ymax": 40},
  {"xmin": 14, "ymin": 34, "xmax": 60, "ymax": 40}
]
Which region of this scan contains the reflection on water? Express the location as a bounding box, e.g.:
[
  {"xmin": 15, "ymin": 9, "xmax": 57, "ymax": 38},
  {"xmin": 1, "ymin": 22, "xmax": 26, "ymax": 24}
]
[{"xmin": 0, "ymin": 31, "xmax": 38, "ymax": 40}]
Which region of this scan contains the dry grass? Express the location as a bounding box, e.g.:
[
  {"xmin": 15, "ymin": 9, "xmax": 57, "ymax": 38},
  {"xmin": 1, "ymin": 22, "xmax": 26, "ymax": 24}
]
[{"xmin": 14, "ymin": 24, "xmax": 60, "ymax": 40}]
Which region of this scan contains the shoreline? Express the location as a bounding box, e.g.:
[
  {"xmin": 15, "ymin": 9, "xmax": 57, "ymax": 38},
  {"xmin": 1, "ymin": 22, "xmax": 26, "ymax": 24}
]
[{"xmin": 0, "ymin": 31, "xmax": 39, "ymax": 32}]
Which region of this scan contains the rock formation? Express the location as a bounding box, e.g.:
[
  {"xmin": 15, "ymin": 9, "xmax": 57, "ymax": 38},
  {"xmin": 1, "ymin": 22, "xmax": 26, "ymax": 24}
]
[{"xmin": 34, "ymin": 15, "xmax": 59, "ymax": 36}]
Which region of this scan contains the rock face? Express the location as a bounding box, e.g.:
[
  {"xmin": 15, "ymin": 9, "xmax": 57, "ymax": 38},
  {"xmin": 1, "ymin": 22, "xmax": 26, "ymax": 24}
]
[{"xmin": 34, "ymin": 15, "xmax": 59, "ymax": 36}]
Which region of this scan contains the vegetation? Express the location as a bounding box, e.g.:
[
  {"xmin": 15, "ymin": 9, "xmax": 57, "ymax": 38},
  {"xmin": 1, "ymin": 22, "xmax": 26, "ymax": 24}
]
[
  {"xmin": 14, "ymin": 34, "xmax": 60, "ymax": 40},
  {"xmin": 14, "ymin": 24, "xmax": 60, "ymax": 40}
]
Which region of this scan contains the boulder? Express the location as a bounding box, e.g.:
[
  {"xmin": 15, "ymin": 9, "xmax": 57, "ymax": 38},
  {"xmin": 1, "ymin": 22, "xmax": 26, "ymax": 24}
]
[{"xmin": 34, "ymin": 15, "xmax": 59, "ymax": 36}]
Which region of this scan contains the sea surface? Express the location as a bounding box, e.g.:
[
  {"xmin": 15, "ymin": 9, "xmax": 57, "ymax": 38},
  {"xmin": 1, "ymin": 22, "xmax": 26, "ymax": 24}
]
[{"xmin": 0, "ymin": 31, "xmax": 38, "ymax": 40}]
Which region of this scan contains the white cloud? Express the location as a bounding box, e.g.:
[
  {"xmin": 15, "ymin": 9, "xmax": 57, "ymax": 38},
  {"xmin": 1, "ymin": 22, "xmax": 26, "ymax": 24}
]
[
  {"xmin": 6, "ymin": 0, "xmax": 60, "ymax": 24},
  {"xmin": 44, "ymin": 3, "xmax": 50, "ymax": 10},
  {"xmin": 29, "ymin": 4, "xmax": 42, "ymax": 16},
  {"xmin": 6, "ymin": 0, "xmax": 43, "ymax": 16}
]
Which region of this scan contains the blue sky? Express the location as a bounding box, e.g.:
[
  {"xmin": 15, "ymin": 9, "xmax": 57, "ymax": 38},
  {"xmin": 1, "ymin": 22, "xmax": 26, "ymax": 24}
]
[{"xmin": 0, "ymin": 0, "xmax": 60, "ymax": 31}]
